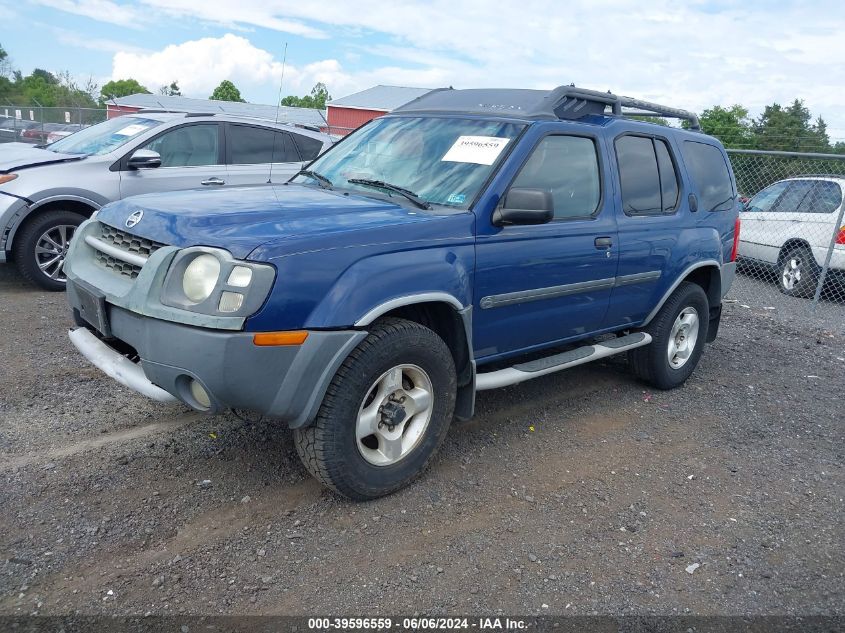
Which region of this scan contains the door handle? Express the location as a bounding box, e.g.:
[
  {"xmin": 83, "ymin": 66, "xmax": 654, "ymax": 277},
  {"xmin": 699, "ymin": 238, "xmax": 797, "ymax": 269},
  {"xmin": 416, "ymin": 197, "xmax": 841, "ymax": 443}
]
[
  {"xmin": 594, "ymin": 236, "xmax": 613, "ymax": 249},
  {"xmin": 201, "ymin": 177, "xmax": 225, "ymax": 186}
]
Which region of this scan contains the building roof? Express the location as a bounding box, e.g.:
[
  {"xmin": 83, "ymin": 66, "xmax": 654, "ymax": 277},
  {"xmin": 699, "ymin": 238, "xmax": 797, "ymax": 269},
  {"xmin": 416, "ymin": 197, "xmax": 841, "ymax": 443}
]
[
  {"xmin": 327, "ymin": 85, "xmax": 436, "ymax": 112},
  {"xmin": 109, "ymin": 94, "xmax": 327, "ymax": 128}
]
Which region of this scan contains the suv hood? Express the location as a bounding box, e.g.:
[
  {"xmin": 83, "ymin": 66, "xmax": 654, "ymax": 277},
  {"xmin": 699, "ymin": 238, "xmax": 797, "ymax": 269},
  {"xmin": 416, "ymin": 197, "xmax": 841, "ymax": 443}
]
[
  {"xmin": 97, "ymin": 184, "xmax": 455, "ymax": 259},
  {"xmin": 0, "ymin": 142, "xmax": 85, "ymax": 172}
]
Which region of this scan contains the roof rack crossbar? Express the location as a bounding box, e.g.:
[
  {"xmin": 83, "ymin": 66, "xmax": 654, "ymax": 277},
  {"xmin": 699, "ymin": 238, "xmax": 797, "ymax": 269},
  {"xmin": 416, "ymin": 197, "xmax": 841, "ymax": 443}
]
[{"xmin": 542, "ymin": 86, "xmax": 700, "ymax": 130}]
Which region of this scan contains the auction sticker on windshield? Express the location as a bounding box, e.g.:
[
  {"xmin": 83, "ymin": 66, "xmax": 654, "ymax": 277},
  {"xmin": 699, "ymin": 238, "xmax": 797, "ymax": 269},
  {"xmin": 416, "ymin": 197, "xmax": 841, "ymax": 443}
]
[
  {"xmin": 441, "ymin": 136, "xmax": 510, "ymax": 165},
  {"xmin": 114, "ymin": 124, "xmax": 149, "ymax": 137}
]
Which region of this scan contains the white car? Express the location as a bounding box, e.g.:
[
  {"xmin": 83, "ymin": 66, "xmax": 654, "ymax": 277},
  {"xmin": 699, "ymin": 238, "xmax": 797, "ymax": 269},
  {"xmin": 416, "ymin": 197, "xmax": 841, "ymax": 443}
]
[{"xmin": 738, "ymin": 176, "xmax": 845, "ymax": 297}]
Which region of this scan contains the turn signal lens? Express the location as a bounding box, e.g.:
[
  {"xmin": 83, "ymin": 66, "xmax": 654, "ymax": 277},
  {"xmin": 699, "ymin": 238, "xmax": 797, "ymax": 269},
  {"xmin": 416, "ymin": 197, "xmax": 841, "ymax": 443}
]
[
  {"xmin": 253, "ymin": 331, "xmax": 309, "ymax": 346},
  {"xmin": 0, "ymin": 173, "xmax": 18, "ymax": 185},
  {"xmin": 218, "ymin": 291, "xmax": 244, "ymax": 313},
  {"xmin": 836, "ymin": 226, "xmax": 845, "ymax": 245}
]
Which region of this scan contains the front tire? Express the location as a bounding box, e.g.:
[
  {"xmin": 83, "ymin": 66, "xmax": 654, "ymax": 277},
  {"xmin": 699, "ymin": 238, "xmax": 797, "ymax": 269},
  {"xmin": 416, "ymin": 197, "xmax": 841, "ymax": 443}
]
[
  {"xmin": 13, "ymin": 210, "xmax": 86, "ymax": 291},
  {"xmin": 294, "ymin": 318, "xmax": 456, "ymax": 500},
  {"xmin": 629, "ymin": 282, "xmax": 710, "ymax": 390}
]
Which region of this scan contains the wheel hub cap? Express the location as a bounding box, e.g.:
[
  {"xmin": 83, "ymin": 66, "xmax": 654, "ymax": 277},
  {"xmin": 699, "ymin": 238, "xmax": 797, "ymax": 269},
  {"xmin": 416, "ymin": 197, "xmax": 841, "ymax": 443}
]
[
  {"xmin": 35, "ymin": 224, "xmax": 76, "ymax": 283},
  {"xmin": 782, "ymin": 258, "xmax": 801, "ymax": 290},
  {"xmin": 667, "ymin": 307, "xmax": 700, "ymax": 370},
  {"xmin": 356, "ymin": 364, "xmax": 434, "ymax": 466}
]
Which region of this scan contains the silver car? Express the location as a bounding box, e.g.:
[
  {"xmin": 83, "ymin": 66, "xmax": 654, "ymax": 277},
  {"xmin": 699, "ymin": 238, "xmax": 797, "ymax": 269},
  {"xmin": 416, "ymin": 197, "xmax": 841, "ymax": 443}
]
[{"xmin": 0, "ymin": 112, "xmax": 333, "ymax": 289}]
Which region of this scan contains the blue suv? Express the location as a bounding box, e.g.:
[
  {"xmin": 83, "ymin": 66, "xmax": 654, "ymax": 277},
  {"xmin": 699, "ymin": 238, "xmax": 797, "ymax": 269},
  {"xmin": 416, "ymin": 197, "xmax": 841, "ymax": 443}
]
[{"xmin": 64, "ymin": 87, "xmax": 740, "ymax": 499}]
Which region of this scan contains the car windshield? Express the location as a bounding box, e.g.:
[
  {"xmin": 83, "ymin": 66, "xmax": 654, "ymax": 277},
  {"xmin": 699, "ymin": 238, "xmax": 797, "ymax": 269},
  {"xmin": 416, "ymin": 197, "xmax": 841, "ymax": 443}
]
[
  {"xmin": 47, "ymin": 116, "xmax": 161, "ymax": 156},
  {"xmin": 292, "ymin": 116, "xmax": 525, "ymax": 209}
]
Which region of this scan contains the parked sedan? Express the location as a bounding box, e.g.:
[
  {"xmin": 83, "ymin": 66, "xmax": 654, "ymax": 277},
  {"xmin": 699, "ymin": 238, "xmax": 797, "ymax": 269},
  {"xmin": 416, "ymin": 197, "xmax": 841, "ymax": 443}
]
[
  {"xmin": 46, "ymin": 124, "xmax": 86, "ymax": 144},
  {"xmin": 0, "ymin": 119, "xmax": 40, "ymax": 143},
  {"xmin": 738, "ymin": 176, "xmax": 845, "ymax": 297},
  {"xmin": 19, "ymin": 122, "xmax": 77, "ymax": 145},
  {"xmin": 0, "ymin": 112, "xmax": 334, "ymax": 289}
]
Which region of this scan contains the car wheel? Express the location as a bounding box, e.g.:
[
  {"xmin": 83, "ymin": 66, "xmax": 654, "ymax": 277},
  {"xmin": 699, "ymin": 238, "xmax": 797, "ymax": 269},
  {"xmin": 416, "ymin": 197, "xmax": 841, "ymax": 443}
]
[
  {"xmin": 778, "ymin": 245, "xmax": 819, "ymax": 298},
  {"xmin": 629, "ymin": 282, "xmax": 710, "ymax": 390},
  {"xmin": 13, "ymin": 210, "xmax": 87, "ymax": 291},
  {"xmin": 293, "ymin": 317, "xmax": 456, "ymax": 500}
]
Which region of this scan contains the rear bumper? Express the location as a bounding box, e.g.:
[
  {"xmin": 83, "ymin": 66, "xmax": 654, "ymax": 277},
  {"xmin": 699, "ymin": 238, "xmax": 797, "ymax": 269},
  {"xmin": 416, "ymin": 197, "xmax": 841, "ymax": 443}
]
[{"xmin": 67, "ymin": 280, "xmax": 365, "ymax": 427}]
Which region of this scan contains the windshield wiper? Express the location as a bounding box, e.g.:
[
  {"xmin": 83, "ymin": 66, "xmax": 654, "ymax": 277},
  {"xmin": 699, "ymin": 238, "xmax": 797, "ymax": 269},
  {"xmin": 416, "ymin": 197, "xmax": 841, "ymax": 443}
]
[
  {"xmin": 295, "ymin": 169, "xmax": 333, "ymax": 189},
  {"xmin": 347, "ymin": 178, "xmax": 431, "ymax": 210}
]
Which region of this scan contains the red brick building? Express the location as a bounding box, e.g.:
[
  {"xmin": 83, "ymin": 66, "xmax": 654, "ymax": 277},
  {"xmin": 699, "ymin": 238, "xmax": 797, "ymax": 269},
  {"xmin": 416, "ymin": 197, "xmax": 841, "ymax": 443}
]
[{"xmin": 325, "ymin": 85, "xmax": 435, "ymax": 136}]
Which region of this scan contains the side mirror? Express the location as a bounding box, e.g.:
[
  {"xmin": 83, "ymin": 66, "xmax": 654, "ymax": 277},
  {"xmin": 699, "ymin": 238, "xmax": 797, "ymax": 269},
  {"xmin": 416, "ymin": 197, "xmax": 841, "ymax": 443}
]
[
  {"xmin": 493, "ymin": 188, "xmax": 554, "ymax": 226},
  {"xmin": 128, "ymin": 149, "xmax": 162, "ymax": 170}
]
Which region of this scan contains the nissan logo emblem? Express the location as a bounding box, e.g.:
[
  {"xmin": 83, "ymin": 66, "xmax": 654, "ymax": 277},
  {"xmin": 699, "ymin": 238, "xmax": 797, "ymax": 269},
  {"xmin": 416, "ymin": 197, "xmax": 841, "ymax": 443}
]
[{"xmin": 125, "ymin": 210, "xmax": 144, "ymax": 228}]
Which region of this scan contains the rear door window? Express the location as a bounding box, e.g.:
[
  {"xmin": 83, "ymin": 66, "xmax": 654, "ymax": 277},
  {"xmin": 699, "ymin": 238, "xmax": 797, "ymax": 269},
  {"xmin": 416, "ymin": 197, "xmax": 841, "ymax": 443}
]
[
  {"xmin": 796, "ymin": 181, "xmax": 842, "ymax": 214},
  {"xmin": 226, "ymin": 124, "xmax": 300, "ymax": 164},
  {"xmin": 682, "ymin": 141, "xmax": 734, "ymax": 211},
  {"xmin": 772, "ymin": 180, "xmax": 813, "ymax": 213},
  {"xmin": 616, "ymin": 135, "xmax": 679, "ymax": 215}
]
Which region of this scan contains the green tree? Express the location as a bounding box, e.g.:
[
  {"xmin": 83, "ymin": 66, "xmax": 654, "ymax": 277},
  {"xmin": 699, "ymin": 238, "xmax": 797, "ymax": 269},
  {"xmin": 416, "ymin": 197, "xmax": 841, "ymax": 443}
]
[
  {"xmin": 159, "ymin": 81, "xmax": 181, "ymax": 96},
  {"xmin": 100, "ymin": 78, "xmax": 150, "ymax": 104},
  {"xmin": 209, "ymin": 79, "xmax": 245, "ymax": 102},
  {"xmin": 281, "ymin": 82, "xmax": 331, "ymax": 108},
  {"xmin": 694, "ymin": 105, "xmax": 753, "ymax": 148},
  {"xmin": 0, "ymin": 42, "xmax": 11, "ymax": 78},
  {"xmin": 752, "ymin": 99, "xmax": 830, "ymax": 152}
]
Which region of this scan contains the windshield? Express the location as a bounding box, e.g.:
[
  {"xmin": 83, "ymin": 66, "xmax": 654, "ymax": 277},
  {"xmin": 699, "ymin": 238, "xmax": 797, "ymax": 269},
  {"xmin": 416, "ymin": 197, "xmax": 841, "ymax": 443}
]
[
  {"xmin": 47, "ymin": 116, "xmax": 161, "ymax": 156},
  {"xmin": 293, "ymin": 116, "xmax": 525, "ymax": 209}
]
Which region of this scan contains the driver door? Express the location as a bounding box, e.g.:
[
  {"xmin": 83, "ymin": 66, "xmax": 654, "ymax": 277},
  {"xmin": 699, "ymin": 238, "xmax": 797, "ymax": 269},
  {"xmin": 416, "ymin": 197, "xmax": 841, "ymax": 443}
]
[{"xmin": 473, "ymin": 131, "xmax": 618, "ymax": 361}]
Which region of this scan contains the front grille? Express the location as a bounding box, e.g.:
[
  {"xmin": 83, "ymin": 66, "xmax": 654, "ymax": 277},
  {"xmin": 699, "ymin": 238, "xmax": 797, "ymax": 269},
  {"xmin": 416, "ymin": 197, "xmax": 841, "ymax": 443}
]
[
  {"xmin": 99, "ymin": 224, "xmax": 165, "ymax": 259},
  {"xmin": 93, "ymin": 250, "xmax": 143, "ymax": 279},
  {"xmin": 91, "ymin": 223, "xmax": 167, "ymax": 279}
]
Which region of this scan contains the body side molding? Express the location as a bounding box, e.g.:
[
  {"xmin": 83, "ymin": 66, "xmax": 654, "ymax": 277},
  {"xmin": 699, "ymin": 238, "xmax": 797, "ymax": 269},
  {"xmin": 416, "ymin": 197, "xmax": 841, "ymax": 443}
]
[{"xmin": 479, "ymin": 271, "xmax": 663, "ymax": 310}]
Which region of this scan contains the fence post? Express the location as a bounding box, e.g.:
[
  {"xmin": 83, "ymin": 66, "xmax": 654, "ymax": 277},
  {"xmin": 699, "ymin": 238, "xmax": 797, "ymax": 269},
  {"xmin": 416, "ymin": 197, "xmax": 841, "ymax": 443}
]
[{"xmin": 811, "ymin": 201, "xmax": 845, "ymax": 312}]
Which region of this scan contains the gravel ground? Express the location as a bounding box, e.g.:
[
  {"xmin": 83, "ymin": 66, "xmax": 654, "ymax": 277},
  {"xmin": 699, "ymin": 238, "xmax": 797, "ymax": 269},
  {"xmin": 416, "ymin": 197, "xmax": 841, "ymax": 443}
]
[
  {"xmin": 731, "ymin": 265, "xmax": 845, "ymax": 335},
  {"xmin": 1, "ymin": 264, "xmax": 843, "ymax": 618}
]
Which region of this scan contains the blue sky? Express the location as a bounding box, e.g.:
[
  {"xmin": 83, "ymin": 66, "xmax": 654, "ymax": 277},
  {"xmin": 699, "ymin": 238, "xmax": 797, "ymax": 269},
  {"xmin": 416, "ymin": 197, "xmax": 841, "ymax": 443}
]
[{"xmin": 3, "ymin": 0, "xmax": 845, "ymax": 138}]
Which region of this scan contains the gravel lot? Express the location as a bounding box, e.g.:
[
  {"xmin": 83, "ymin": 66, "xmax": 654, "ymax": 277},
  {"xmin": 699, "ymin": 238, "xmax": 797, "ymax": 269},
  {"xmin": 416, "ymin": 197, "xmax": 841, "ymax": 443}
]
[{"xmin": 1, "ymin": 264, "xmax": 843, "ymax": 618}]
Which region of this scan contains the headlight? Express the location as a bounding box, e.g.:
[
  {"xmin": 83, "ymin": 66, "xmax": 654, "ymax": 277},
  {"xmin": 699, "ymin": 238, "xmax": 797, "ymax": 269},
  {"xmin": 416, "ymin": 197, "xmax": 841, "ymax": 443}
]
[
  {"xmin": 182, "ymin": 254, "xmax": 221, "ymax": 302},
  {"xmin": 161, "ymin": 247, "xmax": 275, "ymax": 318},
  {"xmin": 0, "ymin": 173, "xmax": 18, "ymax": 185}
]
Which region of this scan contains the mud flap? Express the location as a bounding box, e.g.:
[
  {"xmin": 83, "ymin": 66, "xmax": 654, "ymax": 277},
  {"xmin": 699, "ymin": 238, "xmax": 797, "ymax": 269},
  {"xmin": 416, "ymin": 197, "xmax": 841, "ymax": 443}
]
[{"xmin": 706, "ymin": 304, "xmax": 722, "ymax": 343}]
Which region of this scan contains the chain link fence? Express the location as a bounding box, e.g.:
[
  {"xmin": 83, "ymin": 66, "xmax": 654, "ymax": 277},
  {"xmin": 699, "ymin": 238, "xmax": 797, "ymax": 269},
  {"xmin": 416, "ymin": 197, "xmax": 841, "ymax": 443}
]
[
  {"xmin": 0, "ymin": 105, "xmax": 107, "ymax": 144},
  {"xmin": 727, "ymin": 149, "xmax": 845, "ymax": 333}
]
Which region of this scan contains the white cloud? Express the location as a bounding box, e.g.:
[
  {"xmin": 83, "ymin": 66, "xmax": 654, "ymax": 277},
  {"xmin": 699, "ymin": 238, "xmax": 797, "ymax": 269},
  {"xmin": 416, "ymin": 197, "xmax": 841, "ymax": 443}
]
[
  {"xmin": 111, "ymin": 34, "xmax": 293, "ymax": 96},
  {"xmin": 95, "ymin": 0, "xmax": 845, "ymax": 133},
  {"xmin": 31, "ymin": 0, "xmax": 146, "ymax": 27}
]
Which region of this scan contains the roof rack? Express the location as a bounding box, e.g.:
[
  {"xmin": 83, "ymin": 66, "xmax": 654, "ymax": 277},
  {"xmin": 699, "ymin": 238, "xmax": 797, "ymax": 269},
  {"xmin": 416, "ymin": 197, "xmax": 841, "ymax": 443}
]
[
  {"xmin": 541, "ymin": 87, "xmax": 700, "ymax": 130},
  {"xmin": 394, "ymin": 85, "xmax": 701, "ymax": 130}
]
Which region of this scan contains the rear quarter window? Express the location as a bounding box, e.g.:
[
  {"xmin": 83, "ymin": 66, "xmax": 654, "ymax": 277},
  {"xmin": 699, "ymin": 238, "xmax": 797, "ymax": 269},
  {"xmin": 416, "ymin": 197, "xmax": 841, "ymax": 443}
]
[
  {"xmin": 293, "ymin": 134, "xmax": 325, "ymax": 161},
  {"xmin": 682, "ymin": 141, "xmax": 735, "ymax": 211}
]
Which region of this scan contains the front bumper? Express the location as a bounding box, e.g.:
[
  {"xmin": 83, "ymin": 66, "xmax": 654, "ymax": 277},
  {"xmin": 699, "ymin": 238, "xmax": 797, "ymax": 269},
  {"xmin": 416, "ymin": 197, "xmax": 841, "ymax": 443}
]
[{"xmin": 67, "ymin": 280, "xmax": 365, "ymax": 427}]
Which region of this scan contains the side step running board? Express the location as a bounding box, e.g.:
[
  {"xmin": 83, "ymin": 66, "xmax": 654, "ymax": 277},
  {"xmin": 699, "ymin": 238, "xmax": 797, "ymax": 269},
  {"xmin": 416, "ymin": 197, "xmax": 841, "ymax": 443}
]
[{"xmin": 475, "ymin": 332, "xmax": 652, "ymax": 391}]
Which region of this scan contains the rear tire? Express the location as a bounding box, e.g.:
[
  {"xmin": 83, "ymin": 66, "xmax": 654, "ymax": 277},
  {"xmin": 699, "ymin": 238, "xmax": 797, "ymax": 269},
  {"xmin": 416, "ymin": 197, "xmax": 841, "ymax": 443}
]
[
  {"xmin": 629, "ymin": 282, "xmax": 709, "ymax": 390},
  {"xmin": 13, "ymin": 210, "xmax": 86, "ymax": 291},
  {"xmin": 293, "ymin": 317, "xmax": 456, "ymax": 500},
  {"xmin": 778, "ymin": 245, "xmax": 819, "ymax": 298}
]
